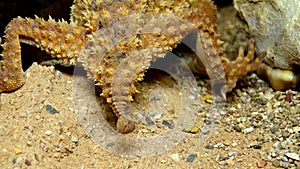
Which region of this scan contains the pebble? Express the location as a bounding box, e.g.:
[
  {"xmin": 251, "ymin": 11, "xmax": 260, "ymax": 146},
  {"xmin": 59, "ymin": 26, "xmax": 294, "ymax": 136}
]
[
  {"xmin": 13, "ymin": 144, "xmax": 23, "ymax": 154},
  {"xmin": 186, "ymin": 154, "xmax": 197, "ymax": 162},
  {"xmin": 200, "ymin": 127, "xmax": 210, "ymax": 134},
  {"xmin": 285, "ymin": 153, "xmax": 300, "ymax": 161},
  {"xmin": 257, "ymin": 160, "xmax": 267, "ymax": 168},
  {"xmin": 34, "ymin": 153, "xmax": 39, "ymax": 161},
  {"xmin": 202, "ymin": 95, "xmax": 212, "ymax": 103},
  {"xmin": 205, "ymin": 144, "xmax": 214, "ymax": 149},
  {"xmin": 170, "ymin": 153, "xmax": 180, "ymax": 162},
  {"xmin": 272, "ymin": 159, "xmax": 280, "ymax": 167},
  {"xmin": 243, "ymin": 127, "xmax": 254, "ymax": 134},
  {"xmin": 145, "ymin": 116, "xmax": 155, "ymax": 126},
  {"xmin": 228, "ymin": 152, "xmax": 237, "ymax": 157},
  {"xmin": 162, "ymin": 120, "xmax": 174, "ymax": 129},
  {"xmin": 280, "ymin": 156, "xmax": 289, "ymax": 162},
  {"xmin": 25, "ymin": 159, "xmax": 32, "ymax": 166},
  {"xmin": 190, "ymin": 125, "xmax": 199, "ymax": 133},
  {"xmin": 183, "ymin": 125, "xmax": 199, "ymax": 134},
  {"xmin": 44, "ymin": 130, "xmax": 52, "ymax": 136},
  {"xmin": 270, "ymin": 152, "xmax": 277, "ymax": 158},
  {"xmin": 45, "ymin": 104, "xmax": 59, "ymax": 114},
  {"xmin": 213, "ymin": 143, "xmax": 223, "ymax": 148}
]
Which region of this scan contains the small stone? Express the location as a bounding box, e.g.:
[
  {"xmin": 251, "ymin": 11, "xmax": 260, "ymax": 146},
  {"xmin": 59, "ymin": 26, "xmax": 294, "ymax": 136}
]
[
  {"xmin": 183, "ymin": 125, "xmax": 199, "ymax": 133},
  {"xmin": 257, "ymin": 160, "xmax": 267, "ymax": 168},
  {"xmin": 264, "ymin": 93, "xmax": 274, "ymax": 100},
  {"xmin": 190, "ymin": 125, "xmax": 199, "ymax": 133},
  {"xmin": 270, "ymin": 152, "xmax": 277, "ymax": 158},
  {"xmin": 170, "ymin": 153, "xmax": 180, "ymax": 162},
  {"xmin": 228, "ymin": 152, "xmax": 237, "ymax": 157},
  {"xmin": 213, "ymin": 143, "xmax": 223, "ymax": 148},
  {"xmin": 205, "ymin": 144, "xmax": 214, "ymax": 149},
  {"xmin": 200, "ymin": 127, "xmax": 210, "ymax": 134},
  {"xmin": 162, "ymin": 120, "xmax": 174, "ymax": 129},
  {"xmin": 44, "ymin": 130, "xmax": 52, "ymax": 136},
  {"xmin": 13, "ymin": 144, "xmax": 23, "ymax": 154},
  {"xmin": 139, "ymin": 128, "xmax": 149, "ymax": 133},
  {"xmin": 34, "ymin": 153, "xmax": 39, "ymax": 161},
  {"xmin": 243, "ymin": 127, "xmax": 254, "ymax": 134},
  {"xmin": 285, "ymin": 153, "xmax": 300, "ymax": 161},
  {"xmin": 280, "ymin": 156, "xmax": 289, "ymax": 162},
  {"xmin": 186, "ymin": 154, "xmax": 197, "ymax": 162},
  {"xmin": 153, "ymin": 113, "xmax": 162, "ymax": 119},
  {"xmin": 25, "ymin": 159, "xmax": 31, "ymax": 166},
  {"xmin": 272, "ymin": 159, "xmax": 280, "ymax": 167},
  {"xmin": 202, "ymin": 95, "xmax": 213, "ymax": 103},
  {"xmin": 285, "ymin": 91, "xmax": 292, "ymax": 102},
  {"xmin": 145, "ymin": 116, "xmax": 155, "ymax": 126},
  {"xmin": 45, "ymin": 104, "xmax": 59, "ymax": 114}
]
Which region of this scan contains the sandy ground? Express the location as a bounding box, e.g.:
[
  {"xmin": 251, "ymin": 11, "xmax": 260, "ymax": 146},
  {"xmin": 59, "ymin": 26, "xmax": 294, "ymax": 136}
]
[{"xmin": 1, "ymin": 62, "xmax": 298, "ymax": 169}]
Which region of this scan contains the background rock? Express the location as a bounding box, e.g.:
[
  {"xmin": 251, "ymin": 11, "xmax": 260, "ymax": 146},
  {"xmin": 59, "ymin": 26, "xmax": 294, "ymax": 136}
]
[{"xmin": 234, "ymin": 0, "xmax": 300, "ymax": 71}]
